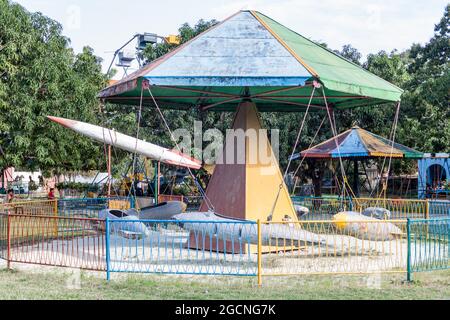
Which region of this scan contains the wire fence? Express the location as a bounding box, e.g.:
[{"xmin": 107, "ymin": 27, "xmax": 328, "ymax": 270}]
[
  {"xmin": 0, "ymin": 198, "xmax": 448, "ymax": 283},
  {"xmin": 57, "ymin": 197, "xmax": 132, "ymax": 218},
  {"xmin": 291, "ymin": 196, "xmax": 353, "ymax": 219},
  {"xmin": 0, "ymin": 199, "xmax": 57, "ymax": 216},
  {"xmin": 0, "ymin": 213, "xmax": 6, "ymax": 261},
  {"xmin": 291, "ymin": 196, "xmax": 445, "ymax": 220},
  {"xmin": 0, "ymin": 197, "xmax": 133, "ymax": 220},
  {"xmin": 291, "ymin": 196, "xmax": 450, "ymax": 220},
  {"xmin": 1, "ymin": 213, "xmax": 106, "ymax": 271},
  {"xmin": 260, "ymin": 220, "xmax": 408, "ymax": 276},
  {"xmin": 428, "ymin": 200, "xmax": 450, "ymax": 218},
  {"xmin": 407, "ymin": 218, "xmax": 449, "ymax": 279},
  {"xmin": 106, "ymin": 219, "xmax": 257, "ymax": 278},
  {"xmin": 353, "ymin": 198, "xmax": 428, "ymax": 219}
]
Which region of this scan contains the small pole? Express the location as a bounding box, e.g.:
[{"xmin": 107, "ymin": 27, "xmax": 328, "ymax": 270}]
[
  {"xmin": 425, "ymin": 200, "xmax": 430, "ymax": 239},
  {"xmin": 105, "ymin": 217, "xmax": 111, "ymax": 281},
  {"xmin": 6, "ymin": 212, "xmax": 11, "ymax": 270},
  {"xmin": 257, "ymin": 219, "xmax": 262, "ymax": 287},
  {"xmin": 406, "ymin": 218, "xmax": 412, "ymax": 282},
  {"xmin": 107, "ymin": 145, "xmax": 112, "ymax": 198},
  {"xmin": 157, "ymin": 161, "xmax": 161, "ymax": 203},
  {"xmin": 154, "ymin": 161, "xmax": 159, "ymax": 205}
]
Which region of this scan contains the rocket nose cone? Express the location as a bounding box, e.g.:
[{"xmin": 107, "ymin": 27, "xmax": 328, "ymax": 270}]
[{"xmin": 47, "ymin": 116, "xmax": 77, "ymax": 128}]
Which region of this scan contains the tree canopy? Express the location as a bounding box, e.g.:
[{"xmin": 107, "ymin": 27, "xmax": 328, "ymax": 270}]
[
  {"xmin": 0, "ymin": 0, "xmax": 107, "ymax": 177},
  {"xmin": 0, "ymin": 1, "xmax": 448, "ymax": 182}
]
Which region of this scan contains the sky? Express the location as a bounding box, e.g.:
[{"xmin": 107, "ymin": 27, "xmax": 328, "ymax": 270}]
[{"xmin": 14, "ymin": 0, "xmax": 448, "ymax": 78}]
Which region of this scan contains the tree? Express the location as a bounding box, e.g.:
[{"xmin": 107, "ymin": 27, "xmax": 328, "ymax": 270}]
[
  {"xmin": 3, "ymin": 0, "xmax": 447, "ymax": 195},
  {"xmin": 335, "ymin": 44, "xmax": 362, "ymax": 65},
  {"xmin": 400, "ymin": 4, "xmax": 449, "ymax": 153},
  {"xmin": 0, "ymin": 1, "xmax": 107, "ymax": 179},
  {"xmin": 141, "ymin": 19, "xmax": 219, "ymax": 64}
]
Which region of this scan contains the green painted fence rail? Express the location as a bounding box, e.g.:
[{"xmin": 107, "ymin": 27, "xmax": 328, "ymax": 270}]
[{"xmin": 407, "ymin": 217, "xmax": 450, "ymax": 280}]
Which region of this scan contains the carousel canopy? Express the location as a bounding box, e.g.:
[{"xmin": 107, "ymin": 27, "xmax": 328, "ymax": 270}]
[
  {"xmin": 292, "ymin": 126, "xmax": 423, "ymax": 160},
  {"xmin": 98, "ymin": 10, "xmax": 403, "ymax": 112}
]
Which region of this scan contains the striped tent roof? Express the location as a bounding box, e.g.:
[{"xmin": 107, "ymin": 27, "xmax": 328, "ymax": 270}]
[{"xmin": 294, "ymin": 126, "xmax": 423, "ymax": 159}]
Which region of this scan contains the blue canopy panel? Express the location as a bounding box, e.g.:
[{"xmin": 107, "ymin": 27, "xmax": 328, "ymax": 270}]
[
  {"xmin": 330, "ymin": 130, "xmax": 369, "ymax": 158},
  {"xmin": 144, "ymin": 11, "xmax": 312, "ymax": 87},
  {"xmin": 144, "ymin": 76, "xmax": 309, "ymax": 86}
]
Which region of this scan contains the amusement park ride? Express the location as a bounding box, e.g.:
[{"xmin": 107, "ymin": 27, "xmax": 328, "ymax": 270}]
[
  {"xmin": 48, "ymin": 10, "xmax": 431, "ymax": 248},
  {"xmin": 107, "ymin": 32, "xmax": 180, "ymax": 76},
  {"xmin": 96, "ymin": 10, "xmax": 404, "ymax": 220}
]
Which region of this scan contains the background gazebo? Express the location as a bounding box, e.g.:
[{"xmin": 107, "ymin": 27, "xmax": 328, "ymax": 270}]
[{"xmin": 291, "ymin": 126, "xmax": 423, "ymax": 196}]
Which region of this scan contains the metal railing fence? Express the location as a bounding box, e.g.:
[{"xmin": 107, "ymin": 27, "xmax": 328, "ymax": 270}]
[
  {"xmin": 0, "ymin": 207, "xmax": 448, "ymax": 283},
  {"xmin": 407, "ymin": 217, "xmax": 449, "ymax": 280}
]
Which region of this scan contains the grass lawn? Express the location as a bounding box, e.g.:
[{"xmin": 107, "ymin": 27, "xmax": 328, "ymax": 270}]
[{"xmin": 0, "ymin": 266, "xmax": 449, "ymax": 300}]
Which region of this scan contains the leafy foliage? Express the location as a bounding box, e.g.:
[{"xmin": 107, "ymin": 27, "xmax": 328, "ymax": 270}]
[
  {"xmin": 0, "ymin": 1, "xmax": 448, "ymax": 184},
  {"xmin": 0, "ymin": 1, "xmax": 108, "ymax": 177}
]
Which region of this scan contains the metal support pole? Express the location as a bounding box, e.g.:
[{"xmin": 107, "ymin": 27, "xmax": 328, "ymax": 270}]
[
  {"xmin": 53, "ymin": 199, "xmax": 58, "ymax": 237},
  {"xmin": 154, "ymin": 161, "xmax": 160, "ymax": 205},
  {"xmin": 257, "ymin": 219, "xmax": 262, "ymax": 287},
  {"xmin": 105, "ymin": 217, "xmax": 111, "ymax": 281},
  {"xmin": 157, "ymin": 162, "xmax": 161, "ymax": 203},
  {"xmin": 6, "ymin": 212, "xmax": 11, "ymax": 270},
  {"xmin": 107, "ymin": 145, "xmax": 112, "ymax": 198},
  {"xmin": 406, "ymin": 218, "xmax": 412, "ymax": 282}
]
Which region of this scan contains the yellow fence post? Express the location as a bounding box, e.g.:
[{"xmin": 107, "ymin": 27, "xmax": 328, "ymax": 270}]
[
  {"xmin": 257, "ymin": 219, "xmax": 262, "ymax": 287},
  {"xmin": 53, "ymin": 199, "xmax": 58, "ymax": 237},
  {"xmin": 425, "ymin": 199, "xmax": 430, "ymax": 238}
]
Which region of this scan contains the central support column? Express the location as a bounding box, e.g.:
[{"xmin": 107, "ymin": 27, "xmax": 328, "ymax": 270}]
[
  {"xmin": 200, "ymin": 101, "xmax": 297, "ymax": 222},
  {"xmin": 194, "ymin": 101, "xmax": 297, "ymax": 253}
]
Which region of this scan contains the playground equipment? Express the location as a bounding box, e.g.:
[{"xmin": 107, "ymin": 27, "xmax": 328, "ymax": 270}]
[
  {"xmin": 418, "ymin": 153, "xmax": 450, "ymax": 199},
  {"xmin": 5, "ymin": 10, "xmax": 447, "ymax": 283},
  {"xmin": 173, "ymin": 211, "xmax": 326, "ymax": 247},
  {"xmin": 47, "ymin": 116, "xmax": 201, "ymax": 169},
  {"xmin": 98, "ymin": 208, "xmax": 150, "ymax": 239},
  {"xmin": 98, "ymin": 10, "xmax": 403, "ymax": 235},
  {"xmin": 0, "ymin": 172, "xmax": 447, "ymax": 283},
  {"xmin": 332, "ymin": 211, "xmax": 403, "ymax": 241}
]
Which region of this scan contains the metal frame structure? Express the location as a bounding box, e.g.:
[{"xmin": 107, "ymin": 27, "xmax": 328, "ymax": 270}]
[{"xmin": 0, "ymin": 197, "xmax": 448, "ymax": 284}]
